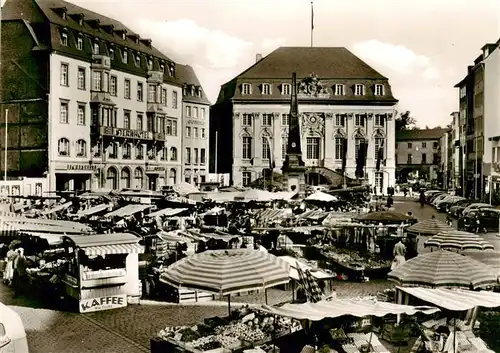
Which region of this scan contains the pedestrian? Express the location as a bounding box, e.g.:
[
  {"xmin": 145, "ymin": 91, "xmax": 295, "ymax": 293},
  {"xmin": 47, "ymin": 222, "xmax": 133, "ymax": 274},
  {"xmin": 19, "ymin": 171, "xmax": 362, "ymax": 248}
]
[
  {"xmin": 391, "ymin": 240, "xmax": 407, "ymax": 270},
  {"xmin": 386, "ymin": 195, "xmax": 394, "ymax": 208},
  {"xmin": 13, "ymin": 248, "xmax": 28, "ymax": 297}
]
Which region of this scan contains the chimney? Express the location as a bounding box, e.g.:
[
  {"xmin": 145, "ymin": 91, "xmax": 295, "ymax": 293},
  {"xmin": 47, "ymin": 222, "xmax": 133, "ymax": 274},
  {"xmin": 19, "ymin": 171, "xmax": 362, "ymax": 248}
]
[{"xmin": 256, "ymin": 53, "xmax": 262, "ymax": 63}]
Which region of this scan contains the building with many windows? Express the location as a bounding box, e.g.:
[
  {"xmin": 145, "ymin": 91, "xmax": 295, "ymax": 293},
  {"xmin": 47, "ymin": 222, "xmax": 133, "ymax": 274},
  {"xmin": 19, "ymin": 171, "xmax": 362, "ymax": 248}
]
[
  {"xmin": 395, "ymin": 128, "xmax": 446, "ymax": 185},
  {"xmin": 176, "ymin": 64, "xmax": 210, "ymax": 186},
  {"xmin": 1, "ymin": 0, "xmax": 183, "ymax": 192},
  {"xmin": 210, "ymin": 47, "xmax": 398, "ymax": 192}
]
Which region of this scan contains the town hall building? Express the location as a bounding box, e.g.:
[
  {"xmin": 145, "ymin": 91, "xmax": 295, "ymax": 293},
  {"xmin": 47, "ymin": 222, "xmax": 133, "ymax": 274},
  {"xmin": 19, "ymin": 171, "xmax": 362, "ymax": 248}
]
[{"xmin": 210, "ymin": 47, "xmax": 398, "ymax": 192}]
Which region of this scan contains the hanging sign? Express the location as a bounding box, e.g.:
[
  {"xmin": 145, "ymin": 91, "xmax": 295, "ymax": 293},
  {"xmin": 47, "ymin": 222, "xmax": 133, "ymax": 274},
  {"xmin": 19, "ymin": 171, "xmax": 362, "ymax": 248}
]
[{"xmin": 79, "ymin": 294, "xmax": 127, "ymax": 313}]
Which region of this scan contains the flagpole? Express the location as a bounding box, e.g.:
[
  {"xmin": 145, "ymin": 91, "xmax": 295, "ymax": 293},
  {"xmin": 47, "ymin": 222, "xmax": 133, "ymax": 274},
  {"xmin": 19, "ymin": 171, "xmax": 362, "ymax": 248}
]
[
  {"xmin": 4, "ymin": 109, "xmax": 8, "ymax": 183},
  {"xmin": 310, "ymin": 0, "xmax": 314, "ymax": 47}
]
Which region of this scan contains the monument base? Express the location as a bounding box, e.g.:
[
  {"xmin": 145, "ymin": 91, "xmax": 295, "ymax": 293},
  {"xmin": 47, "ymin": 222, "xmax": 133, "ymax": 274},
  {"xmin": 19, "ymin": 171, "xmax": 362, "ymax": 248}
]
[{"xmin": 283, "ymin": 170, "xmax": 306, "ymax": 198}]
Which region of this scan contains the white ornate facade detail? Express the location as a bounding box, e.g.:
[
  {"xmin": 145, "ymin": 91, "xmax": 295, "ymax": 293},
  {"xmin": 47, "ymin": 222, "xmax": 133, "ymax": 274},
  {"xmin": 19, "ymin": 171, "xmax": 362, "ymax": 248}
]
[
  {"xmin": 301, "ymin": 112, "xmax": 325, "ymax": 136},
  {"xmin": 297, "ymin": 74, "xmax": 331, "ymax": 98}
]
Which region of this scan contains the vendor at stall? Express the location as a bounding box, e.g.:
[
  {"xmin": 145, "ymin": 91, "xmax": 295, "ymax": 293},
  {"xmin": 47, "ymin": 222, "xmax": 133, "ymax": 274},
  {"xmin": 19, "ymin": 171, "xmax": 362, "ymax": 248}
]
[{"xmin": 13, "ymin": 248, "xmax": 28, "ymax": 297}]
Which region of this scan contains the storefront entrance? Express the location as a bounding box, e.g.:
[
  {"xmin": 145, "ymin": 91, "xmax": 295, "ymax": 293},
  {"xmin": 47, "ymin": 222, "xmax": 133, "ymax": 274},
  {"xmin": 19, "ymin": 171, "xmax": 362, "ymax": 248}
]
[
  {"xmin": 56, "ymin": 174, "xmax": 90, "ymax": 191},
  {"xmin": 148, "ymin": 175, "xmax": 157, "ymax": 191}
]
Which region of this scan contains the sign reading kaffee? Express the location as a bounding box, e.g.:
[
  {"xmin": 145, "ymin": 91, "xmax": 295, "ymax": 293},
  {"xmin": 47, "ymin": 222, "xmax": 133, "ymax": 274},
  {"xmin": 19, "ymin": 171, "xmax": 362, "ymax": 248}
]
[
  {"xmin": 55, "ymin": 162, "xmax": 100, "ymax": 171},
  {"xmin": 79, "ymin": 294, "xmax": 127, "ymax": 313}
]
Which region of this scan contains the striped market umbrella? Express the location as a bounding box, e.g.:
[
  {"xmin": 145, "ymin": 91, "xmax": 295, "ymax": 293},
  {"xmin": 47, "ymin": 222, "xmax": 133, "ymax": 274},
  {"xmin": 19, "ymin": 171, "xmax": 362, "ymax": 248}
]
[
  {"xmin": 407, "ymin": 218, "xmax": 453, "ymax": 236},
  {"xmin": 160, "ymin": 249, "xmax": 290, "ymax": 311},
  {"xmin": 424, "ymin": 231, "xmax": 495, "ymax": 251},
  {"xmin": 388, "ymin": 250, "xmax": 497, "ymax": 289}
]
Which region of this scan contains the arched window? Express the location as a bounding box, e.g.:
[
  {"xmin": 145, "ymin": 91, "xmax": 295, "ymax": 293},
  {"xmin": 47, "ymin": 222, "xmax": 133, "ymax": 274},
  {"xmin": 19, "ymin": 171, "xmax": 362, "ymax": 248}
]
[
  {"xmin": 136, "ymin": 144, "xmax": 144, "ymax": 160},
  {"xmin": 121, "ymin": 168, "xmax": 131, "ymax": 188},
  {"xmin": 109, "ymin": 142, "xmax": 118, "ymax": 159},
  {"xmin": 123, "ymin": 143, "xmax": 132, "ymax": 159},
  {"xmin": 170, "ymin": 147, "xmax": 177, "ymax": 161},
  {"xmin": 169, "ymin": 168, "xmax": 177, "ymax": 185},
  {"xmin": 106, "ymin": 167, "xmax": 118, "ymax": 189},
  {"xmin": 134, "ymin": 167, "xmax": 144, "ymax": 189},
  {"xmin": 76, "ymin": 139, "xmax": 87, "ymax": 157},
  {"xmin": 58, "ymin": 138, "xmax": 70, "ymax": 156}
]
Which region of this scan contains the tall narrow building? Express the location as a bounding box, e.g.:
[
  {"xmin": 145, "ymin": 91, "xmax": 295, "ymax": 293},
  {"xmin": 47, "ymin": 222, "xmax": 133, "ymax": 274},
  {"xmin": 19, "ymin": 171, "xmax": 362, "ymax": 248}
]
[
  {"xmin": 1, "ymin": 0, "xmax": 183, "ymax": 193},
  {"xmin": 210, "ymin": 47, "xmax": 398, "ymax": 191}
]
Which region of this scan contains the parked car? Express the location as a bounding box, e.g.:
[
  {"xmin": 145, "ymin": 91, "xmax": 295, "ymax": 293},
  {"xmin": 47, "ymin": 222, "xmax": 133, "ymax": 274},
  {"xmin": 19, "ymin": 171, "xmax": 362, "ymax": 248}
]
[
  {"xmin": 424, "ymin": 190, "xmax": 442, "ymax": 202},
  {"xmin": 449, "ymin": 199, "xmax": 476, "ymax": 217},
  {"xmin": 428, "ymin": 192, "xmax": 446, "ymax": 204},
  {"xmin": 461, "ymin": 208, "xmax": 500, "ymax": 233},
  {"xmin": 432, "ymin": 194, "xmax": 453, "ymax": 207},
  {"xmin": 462, "ymin": 203, "xmax": 494, "ymax": 217},
  {"xmin": 436, "ymin": 196, "xmax": 464, "ymax": 212},
  {"xmin": 0, "ymin": 301, "xmax": 29, "ymax": 353}
]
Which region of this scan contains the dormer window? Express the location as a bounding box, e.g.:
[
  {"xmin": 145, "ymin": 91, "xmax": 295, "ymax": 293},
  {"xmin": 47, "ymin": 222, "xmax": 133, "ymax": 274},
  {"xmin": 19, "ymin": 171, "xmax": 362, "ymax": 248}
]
[
  {"xmin": 160, "ymin": 64, "xmax": 165, "ymax": 73},
  {"xmin": 197, "ymin": 88, "xmax": 202, "ymax": 98},
  {"xmin": 147, "ymin": 59, "xmax": 152, "ymax": 70},
  {"xmin": 62, "ymin": 12, "xmax": 67, "ymax": 20},
  {"xmin": 93, "ymin": 42, "xmax": 99, "ymax": 55},
  {"xmin": 281, "ymin": 84, "xmax": 291, "ymax": 95},
  {"xmin": 168, "ymin": 65, "xmax": 174, "ymax": 77},
  {"xmin": 122, "ymin": 33, "xmax": 126, "ymax": 40},
  {"xmin": 334, "ymin": 84, "xmax": 345, "ymax": 95},
  {"xmin": 242, "ymin": 83, "xmax": 251, "ymax": 95},
  {"xmin": 354, "ymin": 84, "xmax": 365, "ymax": 96},
  {"xmin": 122, "ymin": 50, "xmax": 128, "ymax": 63},
  {"xmin": 109, "ymin": 48, "xmax": 114, "ymax": 59},
  {"xmin": 60, "ymin": 31, "xmax": 68, "ymax": 46},
  {"xmin": 76, "ymin": 36, "xmax": 83, "ymax": 50},
  {"xmin": 79, "ymin": 18, "xmax": 83, "ymax": 25},
  {"xmin": 374, "ymin": 84, "xmax": 384, "ymax": 96},
  {"xmin": 190, "ymin": 86, "xmax": 195, "ymax": 96},
  {"xmin": 262, "ymin": 83, "xmax": 271, "ymax": 95},
  {"xmin": 135, "ymin": 54, "xmax": 141, "ymax": 67}
]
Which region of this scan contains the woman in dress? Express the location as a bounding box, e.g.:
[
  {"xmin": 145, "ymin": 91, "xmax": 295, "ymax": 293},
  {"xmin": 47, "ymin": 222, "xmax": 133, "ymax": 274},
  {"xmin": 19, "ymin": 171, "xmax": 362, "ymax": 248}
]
[{"xmin": 3, "ymin": 247, "xmax": 17, "ymax": 286}]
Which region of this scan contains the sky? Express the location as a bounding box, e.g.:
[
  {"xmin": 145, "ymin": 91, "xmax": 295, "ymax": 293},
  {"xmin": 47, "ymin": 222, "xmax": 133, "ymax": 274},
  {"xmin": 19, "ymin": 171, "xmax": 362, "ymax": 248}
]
[{"xmin": 28, "ymin": 0, "xmax": 500, "ymax": 127}]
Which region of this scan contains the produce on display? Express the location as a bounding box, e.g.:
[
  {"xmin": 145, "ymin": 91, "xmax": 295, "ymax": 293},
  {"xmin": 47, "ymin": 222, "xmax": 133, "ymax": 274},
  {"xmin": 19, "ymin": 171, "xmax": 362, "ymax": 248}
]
[{"xmin": 156, "ymin": 306, "xmax": 301, "ymax": 351}]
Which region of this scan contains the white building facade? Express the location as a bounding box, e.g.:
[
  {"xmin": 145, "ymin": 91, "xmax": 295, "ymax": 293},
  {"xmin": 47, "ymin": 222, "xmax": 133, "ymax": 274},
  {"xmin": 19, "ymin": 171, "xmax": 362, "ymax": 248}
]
[
  {"xmin": 483, "ymin": 41, "xmax": 500, "ymax": 191},
  {"xmin": 211, "ymin": 47, "xmax": 398, "ymax": 192}
]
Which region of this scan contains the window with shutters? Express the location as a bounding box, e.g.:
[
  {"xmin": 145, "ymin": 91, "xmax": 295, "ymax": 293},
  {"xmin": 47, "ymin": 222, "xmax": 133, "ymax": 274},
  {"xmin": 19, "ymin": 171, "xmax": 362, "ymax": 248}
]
[{"xmin": 60, "ymin": 63, "xmax": 69, "ymax": 86}]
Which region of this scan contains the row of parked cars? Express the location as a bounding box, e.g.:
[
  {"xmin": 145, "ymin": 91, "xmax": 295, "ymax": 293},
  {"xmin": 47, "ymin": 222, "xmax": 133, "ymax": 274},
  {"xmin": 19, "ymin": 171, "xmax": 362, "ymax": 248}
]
[{"xmin": 424, "ymin": 190, "xmax": 500, "ymax": 233}]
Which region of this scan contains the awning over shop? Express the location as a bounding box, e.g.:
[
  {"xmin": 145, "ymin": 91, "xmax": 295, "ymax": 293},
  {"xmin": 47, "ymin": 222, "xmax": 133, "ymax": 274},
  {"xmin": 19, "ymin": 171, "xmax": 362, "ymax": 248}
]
[
  {"xmin": 259, "ymin": 298, "xmax": 439, "ymax": 321},
  {"xmin": 42, "ymin": 201, "xmax": 73, "ymax": 215},
  {"xmin": 0, "ymin": 217, "xmax": 93, "ymax": 232},
  {"xmin": 104, "ymin": 204, "xmax": 152, "ymax": 218},
  {"xmin": 26, "ymin": 232, "xmax": 63, "ymax": 245},
  {"xmin": 270, "ymin": 191, "xmax": 297, "ymax": 201},
  {"xmin": 75, "ymin": 203, "xmax": 112, "ymax": 217},
  {"xmin": 396, "ymin": 286, "xmax": 500, "ymax": 311},
  {"xmin": 83, "ymin": 243, "xmax": 144, "ymax": 256},
  {"xmin": 299, "ymin": 209, "xmax": 330, "ymax": 220},
  {"xmin": 148, "ymin": 208, "xmax": 189, "ymax": 218},
  {"xmin": 279, "ymin": 256, "xmax": 335, "ymax": 280},
  {"xmin": 204, "ymin": 192, "xmax": 241, "ymax": 203},
  {"xmin": 1, "ymin": 221, "xmax": 89, "ymax": 235},
  {"xmin": 64, "ymin": 233, "xmax": 143, "ymax": 256}
]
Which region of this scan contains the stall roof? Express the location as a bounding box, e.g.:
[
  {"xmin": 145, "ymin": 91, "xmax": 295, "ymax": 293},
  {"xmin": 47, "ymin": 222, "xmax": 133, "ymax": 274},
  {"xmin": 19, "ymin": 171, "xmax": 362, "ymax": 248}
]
[
  {"xmin": 104, "ymin": 204, "xmax": 152, "ymax": 218},
  {"xmin": 148, "ymin": 208, "xmax": 189, "ymax": 218},
  {"xmin": 64, "ymin": 233, "xmax": 140, "ymax": 247},
  {"xmin": 75, "ymin": 203, "xmax": 112, "ymax": 217},
  {"xmin": 0, "ymin": 217, "xmax": 93, "ymax": 232},
  {"xmin": 27, "ymin": 232, "xmax": 63, "ymax": 245},
  {"xmin": 1, "ymin": 221, "xmax": 87, "ymax": 235},
  {"xmin": 41, "ymin": 201, "xmax": 73, "ymax": 215},
  {"xmin": 279, "ymin": 256, "xmax": 335, "ymax": 280},
  {"xmin": 259, "ymin": 298, "xmax": 439, "ymax": 321},
  {"xmin": 397, "ymin": 286, "xmax": 500, "ymax": 311}
]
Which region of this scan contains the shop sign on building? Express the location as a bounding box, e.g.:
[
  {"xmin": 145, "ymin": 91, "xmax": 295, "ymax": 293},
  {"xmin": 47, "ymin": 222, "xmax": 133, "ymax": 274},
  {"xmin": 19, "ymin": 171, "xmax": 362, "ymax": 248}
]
[
  {"xmin": 55, "ymin": 163, "xmax": 100, "ymax": 172},
  {"xmin": 79, "ymin": 294, "xmax": 127, "ymax": 313},
  {"xmin": 101, "ymin": 126, "xmax": 153, "ymax": 140},
  {"xmin": 146, "ymin": 166, "xmax": 165, "ymax": 173}
]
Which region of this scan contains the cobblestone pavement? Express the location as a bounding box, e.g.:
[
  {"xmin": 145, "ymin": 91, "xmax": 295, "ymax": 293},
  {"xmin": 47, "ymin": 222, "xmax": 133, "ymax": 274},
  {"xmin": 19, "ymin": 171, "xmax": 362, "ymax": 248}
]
[{"xmin": 0, "ymin": 200, "xmax": 474, "ymax": 353}]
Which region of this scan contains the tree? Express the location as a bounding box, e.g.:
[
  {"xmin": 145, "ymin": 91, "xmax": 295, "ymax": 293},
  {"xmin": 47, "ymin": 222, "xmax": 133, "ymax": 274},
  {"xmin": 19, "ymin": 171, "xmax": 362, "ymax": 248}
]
[{"xmin": 395, "ymin": 111, "xmax": 417, "ymax": 131}]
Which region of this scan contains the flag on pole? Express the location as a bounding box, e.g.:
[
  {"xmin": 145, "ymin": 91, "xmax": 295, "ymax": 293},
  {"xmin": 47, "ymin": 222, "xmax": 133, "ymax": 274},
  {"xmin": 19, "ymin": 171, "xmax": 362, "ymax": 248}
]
[
  {"xmin": 311, "ymin": 1, "xmax": 314, "ymax": 30},
  {"xmin": 376, "ymin": 140, "xmax": 384, "ymax": 171}
]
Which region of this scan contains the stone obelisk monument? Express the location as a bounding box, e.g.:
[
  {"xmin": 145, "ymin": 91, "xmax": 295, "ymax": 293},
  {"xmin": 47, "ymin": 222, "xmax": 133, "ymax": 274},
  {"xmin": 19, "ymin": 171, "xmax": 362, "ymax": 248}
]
[{"xmin": 281, "ymin": 72, "xmax": 306, "ymax": 197}]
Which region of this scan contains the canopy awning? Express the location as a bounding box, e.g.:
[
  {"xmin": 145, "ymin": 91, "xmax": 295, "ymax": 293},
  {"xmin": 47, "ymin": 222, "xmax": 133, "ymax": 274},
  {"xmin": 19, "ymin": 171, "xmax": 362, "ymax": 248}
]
[
  {"xmin": 1, "ymin": 221, "xmax": 87, "ymax": 235},
  {"xmin": 279, "ymin": 256, "xmax": 334, "ymax": 280},
  {"xmin": 396, "ymin": 286, "xmax": 500, "ymax": 311},
  {"xmin": 148, "ymin": 208, "xmax": 188, "ymax": 218},
  {"xmin": 27, "ymin": 232, "xmax": 63, "ymax": 245},
  {"xmin": 259, "ymin": 298, "xmax": 439, "ymax": 321},
  {"xmin": 104, "ymin": 204, "xmax": 152, "ymax": 218},
  {"xmin": 42, "ymin": 201, "xmax": 73, "ymax": 215},
  {"xmin": 75, "ymin": 203, "xmax": 112, "ymax": 217},
  {"xmin": 83, "ymin": 243, "xmax": 144, "ymax": 256}
]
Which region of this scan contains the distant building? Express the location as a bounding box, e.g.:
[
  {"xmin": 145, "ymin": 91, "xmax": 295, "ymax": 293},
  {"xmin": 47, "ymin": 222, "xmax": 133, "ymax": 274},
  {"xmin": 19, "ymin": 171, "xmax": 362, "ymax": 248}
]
[
  {"xmin": 210, "ymin": 47, "xmax": 398, "ymax": 192},
  {"xmin": 176, "ymin": 64, "xmax": 210, "ymax": 186},
  {"xmin": 448, "ymin": 112, "xmax": 461, "ymax": 191},
  {"xmin": 1, "ymin": 0, "xmax": 183, "ymax": 192},
  {"xmin": 395, "ymin": 128, "xmax": 447, "ymax": 184}
]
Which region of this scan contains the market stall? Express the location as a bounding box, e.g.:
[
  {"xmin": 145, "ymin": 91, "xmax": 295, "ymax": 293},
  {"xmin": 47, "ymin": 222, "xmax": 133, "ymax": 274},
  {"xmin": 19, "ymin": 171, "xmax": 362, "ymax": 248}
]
[
  {"xmin": 152, "ymin": 305, "xmax": 302, "ymax": 353},
  {"xmin": 61, "ymin": 233, "xmax": 144, "ymax": 313}
]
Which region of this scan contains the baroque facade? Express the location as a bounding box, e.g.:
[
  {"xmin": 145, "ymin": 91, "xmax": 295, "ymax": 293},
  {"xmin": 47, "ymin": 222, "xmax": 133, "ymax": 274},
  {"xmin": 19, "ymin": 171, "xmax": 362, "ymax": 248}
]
[
  {"xmin": 1, "ymin": 0, "xmax": 185, "ymax": 192},
  {"xmin": 210, "ymin": 47, "xmax": 398, "ymax": 192}
]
